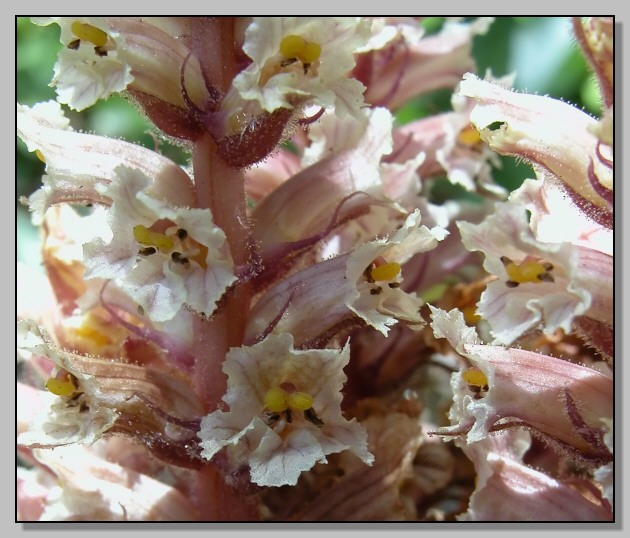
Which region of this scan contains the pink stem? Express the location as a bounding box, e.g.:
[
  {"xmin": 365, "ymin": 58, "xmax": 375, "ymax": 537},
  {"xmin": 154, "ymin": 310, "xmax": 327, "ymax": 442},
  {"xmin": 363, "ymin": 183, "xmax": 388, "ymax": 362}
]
[
  {"xmin": 191, "ymin": 131, "xmax": 252, "ymax": 408},
  {"xmin": 186, "ymin": 20, "xmax": 259, "ymax": 521},
  {"xmin": 190, "ymin": 132, "xmax": 258, "ymax": 521}
]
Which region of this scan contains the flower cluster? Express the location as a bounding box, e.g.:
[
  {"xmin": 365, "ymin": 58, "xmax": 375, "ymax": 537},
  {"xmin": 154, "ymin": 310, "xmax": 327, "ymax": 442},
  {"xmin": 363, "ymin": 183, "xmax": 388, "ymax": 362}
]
[{"xmin": 17, "ymin": 17, "xmax": 613, "ymax": 522}]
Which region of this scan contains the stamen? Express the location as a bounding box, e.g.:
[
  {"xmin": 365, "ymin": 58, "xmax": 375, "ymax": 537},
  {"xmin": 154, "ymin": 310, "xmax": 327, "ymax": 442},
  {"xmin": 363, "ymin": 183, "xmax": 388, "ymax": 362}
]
[
  {"xmin": 501, "ymin": 256, "xmax": 554, "ymax": 285},
  {"xmin": 369, "ymin": 262, "xmax": 401, "ymax": 282},
  {"xmin": 288, "ymin": 392, "xmax": 313, "ymax": 411},
  {"xmin": 35, "ymin": 149, "xmax": 46, "ymax": 163},
  {"xmin": 280, "ymin": 35, "xmax": 308, "ymax": 59},
  {"xmin": 280, "ymin": 58, "xmax": 298, "ymax": 68},
  {"xmin": 462, "ymin": 368, "xmax": 488, "ymax": 388},
  {"xmin": 278, "ymin": 35, "xmax": 321, "ymax": 72},
  {"xmin": 71, "ymin": 323, "xmax": 111, "ymax": 348},
  {"xmin": 264, "ymin": 387, "xmax": 289, "ymax": 413},
  {"xmin": 461, "ymin": 305, "xmax": 481, "ymax": 325},
  {"xmin": 133, "ymin": 225, "xmax": 174, "ymax": 253},
  {"xmin": 187, "ymin": 244, "xmax": 207, "ymax": 269},
  {"xmin": 71, "ymin": 21, "xmax": 108, "ymax": 47},
  {"xmin": 263, "ymin": 385, "xmax": 318, "ymax": 425},
  {"xmin": 139, "ymin": 247, "xmax": 157, "ymax": 256},
  {"xmin": 304, "ymin": 407, "xmax": 324, "ymax": 427},
  {"xmin": 45, "ymin": 373, "xmax": 77, "ymax": 397},
  {"xmin": 298, "ymin": 42, "xmax": 321, "ymax": 64},
  {"xmin": 264, "ymin": 412, "xmax": 281, "ymax": 426},
  {"xmin": 457, "ymin": 124, "xmax": 482, "ymax": 147},
  {"xmin": 537, "ymin": 272, "xmax": 555, "ymax": 283}
]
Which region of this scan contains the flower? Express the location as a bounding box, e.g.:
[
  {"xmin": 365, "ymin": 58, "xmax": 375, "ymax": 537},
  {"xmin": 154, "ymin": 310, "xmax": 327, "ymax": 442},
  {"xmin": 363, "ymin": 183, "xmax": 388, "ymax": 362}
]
[
  {"xmin": 226, "ymin": 17, "xmax": 372, "ymax": 119},
  {"xmin": 344, "ymin": 209, "xmax": 448, "ymax": 334},
  {"xmin": 458, "ymin": 199, "xmax": 594, "ymax": 345},
  {"xmin": 458, "ymin": 72, "xmax": 613, "ymax": 228},
  {"xmin": 429, "ymin": 307, "xmax": 612, "ymax": 462},
  {"xmin": 83, "ymin": 166, "xmax": 236, "ymax": 322},
  {"xmin": 18, "ymin": 441, "xmax": 199, "ymax": 521},
  {"xmin": 17, "ymin": 16, "xmax": 615, "ymax": 522},
  {"xmin": 456, "ymin": 431, "xmax": 612, "ymax": 521},
  {"xmin": 198, "ymin": 333, "xmax": 373, "ymax": 487},
  {"xmin": 33, "ymin": 17, "xmax": 134, "ymax": 111}
]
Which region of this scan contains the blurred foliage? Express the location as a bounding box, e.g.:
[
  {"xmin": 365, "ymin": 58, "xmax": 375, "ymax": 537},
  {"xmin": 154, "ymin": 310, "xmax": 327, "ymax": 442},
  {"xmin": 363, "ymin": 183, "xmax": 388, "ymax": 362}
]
[{"xmin": 17, "ymin": 17, "xmax": 602, "ymax": 265}]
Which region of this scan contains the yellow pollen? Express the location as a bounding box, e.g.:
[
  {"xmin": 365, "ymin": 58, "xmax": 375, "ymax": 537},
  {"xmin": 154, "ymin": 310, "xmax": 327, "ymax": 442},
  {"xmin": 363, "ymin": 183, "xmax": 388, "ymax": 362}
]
[
  {"xmin": 462, "ymin": 368, "xmax": 488, "ymax": 388},
  {"xmin": 35, "ymin": 149, "xmax": 46, "ymax": 163},
  {"xmin": 71, "ymin": 21, "xmax": 108, "ymax": 47},
  {"xmin": 72, "ymin": 324, "xmax": 111, "ymax": 348},
  {"xmin": 370, "ymin": 262, "xmax": 401, "ymax": 282},
  {"xmin": 505, "ymin": 259, "xmax": 548, "ymax": 284},
  {"xmin": 133, "ymin": 225, "xmax": 174, "ymax": 253},
  {"xmin": 264, "ymin": 387, "xmax": 316, "ymax": 413},
  {"xmin": 457, "ymin": 124, "xmax": 482, "ymax": 146},
  {"xmin": 461, "ymin": 305, "xmax": 481, "ymax": 325},
  {"xmin": 188, "ymin": 243, "xmax": 208, "ymax": 270},
  {"xmin": 279, "ymin": 34, "xmax": 321, "ymax": 64},
  {"xmin": 45, "ymin": 374, "xmax": 77, "ymax": 397},
  {"xmin": 288, "ymin": 392, "xmax": 314, "ymax": 411},
  {"xmin": 280, "ymin": 35, "xmax": 307, "ymax": 59},
  {"xmin": 264, "ymin": 387, "xmax": 289, "ymax": 412},
  {"xmin": 298, "ymin": 42, "xmax": 321, "ymax": 64}
]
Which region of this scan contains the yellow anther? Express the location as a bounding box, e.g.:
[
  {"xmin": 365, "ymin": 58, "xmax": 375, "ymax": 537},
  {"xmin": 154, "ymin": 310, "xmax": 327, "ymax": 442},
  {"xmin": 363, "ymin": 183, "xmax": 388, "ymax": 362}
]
[
  {"xmin": 35, "ymin": 149, "xmax": 46, "ymax": 163},
  {"xmin": 188, "ymin": 243, "xmax": 208, "ymax": 270},
  {"xmin": 280, "ymin": 35, "xmax": 307, "ymax": 59},
  {"xmin": 133, "ymin": 225, "xmax": 174, "ymax": 253},
  {"xmin": 71, "ymin": 21, "xmax": 108, "ymax": 47},
  {"xmin": 462, "ymin": 368, "xmax": 488, "ymax": 388},
  {"xmin": 504, "ymin": 259, "xmax": 548, "ymax": 284},
  {"xmin": 457, "ymin": 124, "xmax": 482, "ymax": 147},
  {"xmin": 264, "ymin": 387, "xmax": 289, "ymax": 413},
  {"xmin": 369, "ymin": 262, "xmax": 401, "ymax": 282},
  {"xmin": 72, "ymin": 324, "xmax": 111, "ymax": 348},
  {"xmin": 288, "ymin": 391, "xmax": 314, "ymax": 411},
  {"xmin": 297, "ymin": 42, "xmax": 321, "ymax": 64},
  {"xmin": 461, "ymin": 305, "xmax": 481, "ymax": 325},
  {"xmin": 45, "ymin": 375, "xmax": 77, "ymax": 397}
]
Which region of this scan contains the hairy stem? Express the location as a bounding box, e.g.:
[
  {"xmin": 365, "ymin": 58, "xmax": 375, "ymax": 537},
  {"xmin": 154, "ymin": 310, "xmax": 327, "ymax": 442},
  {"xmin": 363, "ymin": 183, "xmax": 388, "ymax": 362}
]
[
  {"xmin": 190, "ymin": 131, "xmax": 257, "ymax": 522},
  {"xmin": 192, "ymin": 132, "xmax": 253, "ymax": 409}
]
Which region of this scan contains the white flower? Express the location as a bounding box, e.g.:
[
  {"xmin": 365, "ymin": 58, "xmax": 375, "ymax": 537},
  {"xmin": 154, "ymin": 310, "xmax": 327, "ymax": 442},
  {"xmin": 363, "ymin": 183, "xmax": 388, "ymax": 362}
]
[
  {"xmin": 458, "ymin": 200, "xmax": 592, "ymax": 345},
  {"xmin": 17, "ymin": 100, "xmax": 196, "ymax": 225},
  {"xmin": 198, "ymin": 333, "xmax": 373, "ymax": 487},
  {"xmin": 229, "ymin": 17, "xmax": 372, "ymax": 118},
  {"xmin": 511, "ymin": 178, "xmax": 612, "ymax": 256},
  {"xmin": 26, "ymin": 442, "xmax": 199, "ymax": 520},
  {"xmin": 83, "ymin": 166, "xmax": 236, "ymax": 322},
  {"xmin": 17, "ymin": 320, "xmax": 119, "ymax": 447},
  {"xmin": 345, "ymin": 209, "xmax": 448, "ymax": 334},
  {"xmin": 33, "ymin": 17, "xmax": 133, "ymax": 111}
]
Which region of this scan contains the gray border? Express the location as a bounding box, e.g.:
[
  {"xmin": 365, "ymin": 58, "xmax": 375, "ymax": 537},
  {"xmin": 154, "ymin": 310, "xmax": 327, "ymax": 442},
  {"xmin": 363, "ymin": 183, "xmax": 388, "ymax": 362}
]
[{"xmin": 10, "ymin": 6, "xmax": 628, "ymax": 535}]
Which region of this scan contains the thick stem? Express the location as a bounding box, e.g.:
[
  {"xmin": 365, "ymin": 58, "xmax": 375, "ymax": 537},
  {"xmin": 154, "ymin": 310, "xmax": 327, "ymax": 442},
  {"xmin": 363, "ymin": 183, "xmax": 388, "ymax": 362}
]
[
  {"xmin": 192, "ymin": 465, "xmax": 260, "ymax": 521},
  {"xmin": 191, "ymin": 17, "xmax": 238, "ymax": 96},
  {"xmin": 190, "ymin": 134, "xmax": 257, "ymax": 521},
  {"xmin": 192, "ymin": 132, "xmax": 253, "ymax": 409}
]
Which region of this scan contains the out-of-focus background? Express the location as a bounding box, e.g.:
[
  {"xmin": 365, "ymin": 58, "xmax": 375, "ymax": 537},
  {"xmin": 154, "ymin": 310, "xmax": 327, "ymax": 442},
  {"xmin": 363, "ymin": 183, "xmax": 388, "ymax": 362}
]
[{"xmin": 16, "ymin": 17, "xmax": 602, "ymax": 267}]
